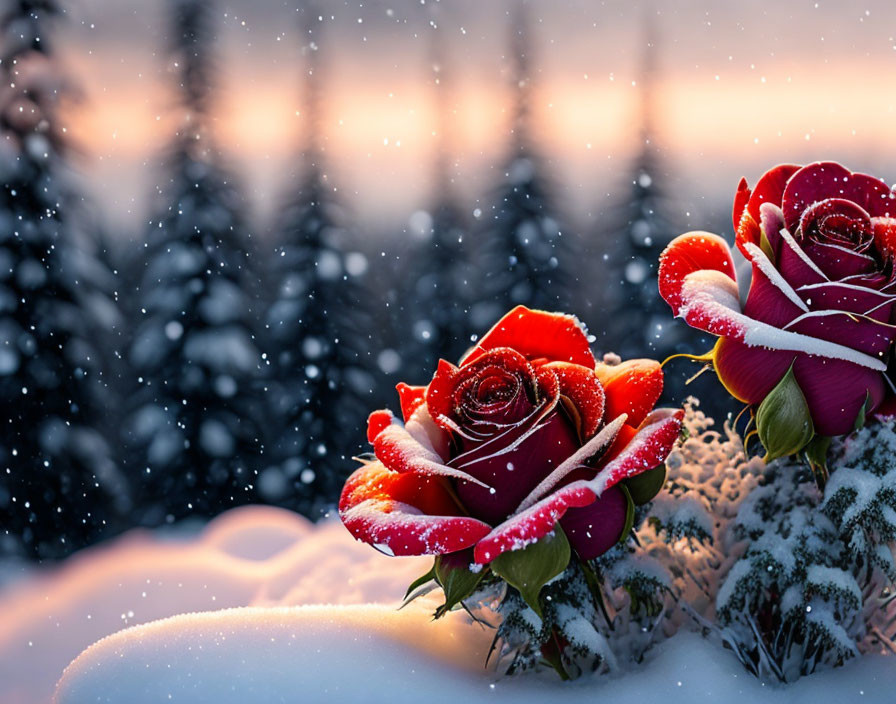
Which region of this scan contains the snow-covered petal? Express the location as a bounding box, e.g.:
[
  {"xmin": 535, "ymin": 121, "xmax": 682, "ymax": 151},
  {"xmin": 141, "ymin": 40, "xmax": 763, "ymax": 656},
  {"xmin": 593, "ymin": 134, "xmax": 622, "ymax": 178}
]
[
  {"xmin": 513, "ymin": 415, "xmax": 627, "ymax": 514},
  {"xmin": 339, "ymin": 461, "xmax": 491, "ymax": 557},
  {"xmin": 373, "ymin": 420, "xmax": 491, "ymax": 488}
]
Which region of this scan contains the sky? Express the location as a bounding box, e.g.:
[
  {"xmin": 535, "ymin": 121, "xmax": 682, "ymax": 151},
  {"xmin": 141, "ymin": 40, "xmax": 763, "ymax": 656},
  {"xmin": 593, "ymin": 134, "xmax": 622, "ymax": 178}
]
[{"xmin": 55, "ymin": 0, "xmax": 896, "ymax": 238}]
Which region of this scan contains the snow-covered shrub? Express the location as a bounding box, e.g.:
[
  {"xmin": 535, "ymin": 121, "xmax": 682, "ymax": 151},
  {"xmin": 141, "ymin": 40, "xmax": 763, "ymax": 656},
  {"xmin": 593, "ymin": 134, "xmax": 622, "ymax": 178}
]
[
  {"xmin": 491, "ymin": 542, "xmax": 672, "ymax": 678},
  {"xmin": 649, "ymin": 400, "xmax": 896, "ymax": 681}
]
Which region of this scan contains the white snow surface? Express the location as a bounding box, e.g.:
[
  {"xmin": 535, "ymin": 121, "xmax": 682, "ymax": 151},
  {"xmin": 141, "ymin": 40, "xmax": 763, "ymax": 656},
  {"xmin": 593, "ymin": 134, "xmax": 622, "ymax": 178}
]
[{"xmin": 2, "ymin": 505, "xmax": 896, "ymax": 703}]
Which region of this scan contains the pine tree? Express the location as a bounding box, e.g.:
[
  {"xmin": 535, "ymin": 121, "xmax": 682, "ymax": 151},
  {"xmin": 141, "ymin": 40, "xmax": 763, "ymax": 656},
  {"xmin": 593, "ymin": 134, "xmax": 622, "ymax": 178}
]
[
  {"xmin": 472, "ymin": 1, "xmax": 573, "ymax": 330},
  {"xmin": 597, "ymin": 19, "xmax": 686, "ymax": 361},
  {"xmin": 0, "ymin": 0, "xmax": 126, "ymax": 558},
  {"xmin": 261, "ymin": 5, "xmax": 374, "ymax": 515},
  {"xmin": 398, "ymin": 12, "xmax": 473, "ymax": 379},
  {"xmin": 123, "ymin": 0, "xmax": 264, "ymax": 524}
]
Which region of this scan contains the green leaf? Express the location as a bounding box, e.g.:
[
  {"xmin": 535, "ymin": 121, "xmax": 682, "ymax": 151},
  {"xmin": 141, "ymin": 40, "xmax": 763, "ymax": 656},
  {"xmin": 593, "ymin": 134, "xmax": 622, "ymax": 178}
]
[
  {"xmin": 403, "ymin": 563, "xmax": 436, "ymax": 601},
  {"xmin": 433, "ymin": 555, "xmax": 486, "ymax": 619},
  {"xmin": 854, "ymin": 390, "xmax": 872, "ymax": 432},
  {"xmin": 756, "ymin": 364, "xmax": 814, "ymax": 461},
  {"xmin": 623, "ymin": 464, "xmax": 667, "ymax": 505},
  {"xmin": 618, "ymin": 485, "xmax": 636, "ymax": 544},
  {"xmin": 490, "ymin": 526, "xmax": 571, "ymax": 618}
]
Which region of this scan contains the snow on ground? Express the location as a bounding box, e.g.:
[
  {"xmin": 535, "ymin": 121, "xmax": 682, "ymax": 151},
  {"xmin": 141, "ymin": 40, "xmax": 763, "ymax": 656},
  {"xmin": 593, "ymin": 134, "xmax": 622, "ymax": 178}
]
[
  {"xmin": 0, "ymin": 506, "xmax": 431, "ymax": 704},
  {"xmin": 56, "ymin": 609, "xmax": 896, "ymax": 704},
  {"xmin": 3, "ymin": 504, "xmax": 896, "ymax": 704}
]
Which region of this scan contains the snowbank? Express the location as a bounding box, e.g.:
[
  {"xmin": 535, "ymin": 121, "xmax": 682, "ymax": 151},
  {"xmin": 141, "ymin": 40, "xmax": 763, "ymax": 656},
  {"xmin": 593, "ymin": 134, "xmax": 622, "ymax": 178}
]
[
  {"xmin": 0, "ymin": 506, "xmax": 430, "ymax": 704},
  {"xmin": 3, "ymin": 504, "xmax": 896, "ymax": 704},
  {"xmin": 55, "ymin": 607, "xmax": 896, "ymax": 704}
]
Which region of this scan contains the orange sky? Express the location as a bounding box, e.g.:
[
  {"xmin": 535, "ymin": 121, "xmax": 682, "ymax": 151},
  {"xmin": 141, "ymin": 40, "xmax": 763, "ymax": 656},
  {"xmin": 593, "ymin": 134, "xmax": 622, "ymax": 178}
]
[{"xmin": 56, "ymin": 0, "xmax": 896, "ymax": 235}]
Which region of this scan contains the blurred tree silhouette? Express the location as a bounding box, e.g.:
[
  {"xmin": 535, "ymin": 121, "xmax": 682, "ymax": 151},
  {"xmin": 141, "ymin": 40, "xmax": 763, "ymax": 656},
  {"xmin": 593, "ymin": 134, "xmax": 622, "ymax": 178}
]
[
  {"xmin": 0, "ymin": 0, "xmax": 126, "ymax": 558},
  {"xmin": 472, "ymin": 1, "xmax": 574, "ymax": 330},
  {"xmin": 123, "ymin": 0, "xmax": 265, "ymax": 525},
  {"xmin": 261, "ymin": 2, "xmax": 375, "ymax": 516},
  {"xmin": 397, "ymin": 8, "xmax": 474, "ymax": 380}
]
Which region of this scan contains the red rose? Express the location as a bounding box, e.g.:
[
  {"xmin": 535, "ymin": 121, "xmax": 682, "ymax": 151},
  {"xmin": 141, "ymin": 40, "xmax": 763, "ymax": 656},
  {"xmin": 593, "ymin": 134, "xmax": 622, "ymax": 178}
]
[
  {"xmin": 339, "ymin": 306, "xmax": 683, "ymax": 565},
  {"xmin": 659, "ymin": 162, "xmax": 896, "ymax": 457}
]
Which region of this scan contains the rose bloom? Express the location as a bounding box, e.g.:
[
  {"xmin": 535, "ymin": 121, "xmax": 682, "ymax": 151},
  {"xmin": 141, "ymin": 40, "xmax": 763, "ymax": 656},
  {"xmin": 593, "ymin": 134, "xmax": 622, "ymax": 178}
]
[
  {"xmin": 659, "ymin": 161, "xmax": 896, "ymax": 438},
  {"xmin": 339, "ymin": 306, "xmax": 683, "ymax": 566}
]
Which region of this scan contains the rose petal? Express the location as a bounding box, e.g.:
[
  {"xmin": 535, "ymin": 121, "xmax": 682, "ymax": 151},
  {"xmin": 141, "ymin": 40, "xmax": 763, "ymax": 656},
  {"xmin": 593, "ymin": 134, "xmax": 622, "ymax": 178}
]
[
  {"xmin": 793, "ymin": 356, "xmax": 886, "ymax": 436},
  {"xmin": 732, "ymin": 177, "xmax": 752, "ymax": 239},
  {"xmin": 560, "ymin": 486, "xmax": 629, "ymax": 561},
  {"xmin": 473, "ymin": 482, "xmax": 597, "ymax": 564},
  {"xmin": 714, "ymin": 336, "xmax": 795, "ymax": 404},
  {"xmin": 777, "ymin": 227, "xmax": 828, "ymax": 287},
  {"xmin": 339, "ymin": 461, "xmax": 491, "ymax": 557},
  {"xmin": 513, "ymin": 414, "xmax": 627, "ymax": 514},
  {"xmin": 405, "ymin": 404, "xmax": 452, "ymax": 460},
  {"xmin": 540, "ymin": 361, "xmax": 605, "ymax": 438},
  {"xmin": 758, "ymin": 202, "xmax": 787, "ymax": 258},
  {"xmin": 594, "ymin": 358, "xmax": 665, "ymax": 428},
  {"xmin": 785, "ymin": 310, "xmax": 896, "ymax": 358},
  {"xmin": 872, "ymin": 216, "xmax": 896, "ymax": 262},
  {"xmin": 367, "ymin": 409, "xmax": 394, "ymax": 443},
  {"xmin": 796, "ymin": 280, "xmax": 896, "ymax": 317},
  {"xmin": 471, "ymin": 407, "xmax": 683, "ymax": 564},
  {"xmin": 672, "ymin": 266, "xmax": 887, "ymax": 371},
  {"xmin": 782, "ymin": 161, "xmax": 895, "ymax": 233},
  {"xmin": 453, "ymin": 408, "xmax": 579, "ymax": 524},
  {"xmin": 742, "ymin": 242, "xmax": 808, "ymax": 327},
  {"xmin": 396, "ymin": 383, "xmax": 427, "ymax": 422},
  {"xmin": 659, "ymin": 231, "xmax": 737, "ymax": 316},
  {"xmin": 736, "ymin": 164, "xmax": 800, "ymax": 255},
  {"xmin": 802, "ymin": 239, "xmax": 876, "ymax": 279},
  {"xmin": 461, "ymin": 305, "xmax": 595, "ymax": 368},
  {"xmin": 588, "ymin": 408, "xmax": 684, "ymax": 496},
  {"xmin": 747, "ymin": 164, "xmax": 801, "ymax": 223},
  {"xmin": 374, "ymin": 420, "xmax": 491, "ymax": 488}
]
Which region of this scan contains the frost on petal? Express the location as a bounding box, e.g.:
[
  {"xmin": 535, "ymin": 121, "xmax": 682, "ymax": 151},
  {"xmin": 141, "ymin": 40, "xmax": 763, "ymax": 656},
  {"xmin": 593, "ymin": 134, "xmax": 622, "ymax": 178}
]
[
  {"xmin": 675, "ymin": 267, "xmax": 887, "ymax": 372},
  {"xmin": 339, "ymin": 461, "xmax": 491, "ymax": 556},
  {"xmin": 588, "ymin": 409, "xmax": 684, "ymax": 496},
  {"xmin": 461, "ymin": 305, "xmax": 595, "ymax": 368},
  {"xmin": 513, "ymin": 415, "xmax": 627, "ymax": 514},
  {"xmin": 374, "ymin": 420, "xmax": 491, "ymax": 488},
  {"xmin": 473, "ymin": 482, "xmax": 597, "ymax": 564},
  {"xmin": 658, "ymin": 231, "xmax": 737, "ymax": 316}
]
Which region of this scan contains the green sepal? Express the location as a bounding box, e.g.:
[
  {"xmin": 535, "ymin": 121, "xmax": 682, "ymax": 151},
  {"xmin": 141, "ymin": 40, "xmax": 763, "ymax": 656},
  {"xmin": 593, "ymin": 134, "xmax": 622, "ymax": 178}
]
[
  {"xmin": 618, "ymin": 484, "xmax": 636, "ymax": 544},
  {"xmin": 433, "ymin": 555, "xmax": 486, "ymax": 619},
  {"xmin": 402, "ymin": 563, "xmax": 436, "ymax": 602},
  {"xmin": 756, "ymin": 364, "xmax": 814, "ymax": 462},
  {"xmin": 804, "ymin": 434, "xmax": 832, "ymax": 485},
  {"xmin": 853, "ymin": 390, "xmax": 872, "ymax": 432},
  {"xmin": 622, "ymin": 464, "xmax": 667, "ymax": 505},
  {"xmin": 491, "ymin": 525, "xmax": 571, "ymax": 618}
]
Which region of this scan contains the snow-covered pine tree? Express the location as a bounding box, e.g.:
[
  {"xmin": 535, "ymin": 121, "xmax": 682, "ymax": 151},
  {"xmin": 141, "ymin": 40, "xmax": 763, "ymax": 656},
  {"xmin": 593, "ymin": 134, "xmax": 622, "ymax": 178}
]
[
  {"xmin": 471, "ymin": 1, "xmax": 573, "ymax": 330},
  {"xmin": 124, "ymin": 0, "xmax": 264, "ymax": 524},
  {"xmin": 0, "ymin": 0, "xmax": 126, "ymax": 558},
  {"xmin": 261, "ymin": 4, "xmax": 374, "ymax": 515},
  {"xmin": 398, "ymin": 13, "xmax": 473, "ymax": 379},
  {"xmin": 646, "ymin": 401, "xmax": 896, "ymax": 681}
]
